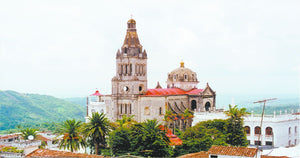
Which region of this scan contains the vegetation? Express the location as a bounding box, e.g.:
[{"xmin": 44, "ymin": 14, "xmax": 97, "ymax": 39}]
[
  {"xmin": 224, "ymin": 104, "xmax": 249, "ymax": 146},
  {"xmin": 0, "ymin": 90, "xmax": 85, "ymax": 132},
  {"xmin": 58, "ymin": 119, "xmax": 86, "ymax": 152},
  {"xmin": 83, "ymin": 112, "xmax": 111, "ymax": 155},
  {"xmin": 21, "ymin": 127, "xmax": 38, "ymax": 140},
  {"xmin": 0, "ymin": 147, "xmax": 23, "ymax": 153}
]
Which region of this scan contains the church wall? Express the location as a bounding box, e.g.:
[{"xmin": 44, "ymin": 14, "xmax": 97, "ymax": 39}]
[{"xmin": 138, "ymin": 96, "xmax": 166, "ymax": 123}]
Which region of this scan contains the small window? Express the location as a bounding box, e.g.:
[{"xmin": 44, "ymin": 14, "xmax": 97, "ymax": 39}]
[
  {"xmin": 210, "ymin": 155, "xmax": 218, "ymax": 158},
  {"xmin": 159, "ymin": 107, "xmax": 162, "ymax": 115},
  {"xmin": 255, "ymin": 141, "xmax": 261, "ymax": 145},
  {"xmin": 289, "ymin": 127, "xmax": 292, "ymax": 135},
  {"xmin": 266, "ymin": 141, "xmax": 273, "ymax": 146},
  {"xmin": 295, "ymin": 126, "xmax": 298, "ymax": 133},
  {"xmin": 120, "ymin": 104, "xmax": 123, "ymax": 114},
  {"xmin": 173, "ymin": 74, "xmax": 177, "ymax": 80},
  {"xmin": 144, "ymin": 107, "xmax": 150, "ymax": 115},
  {"xmin": 139, "ymin": 86, "xmax": 143, "ymax": 92},
  {"xmin": 123, "ymin": 86, "xmax": 129, "ymax": 92},
  {"xmin": 125, "ymin": 47, "xmax": 127, "ymax": 54},
  {"xmin": 125, "ymin": 104, "xmax": 127, "ymax": 114},
  {"xmin": 129, "ymin": 104, "xmax": 131, "ymax": 114}
]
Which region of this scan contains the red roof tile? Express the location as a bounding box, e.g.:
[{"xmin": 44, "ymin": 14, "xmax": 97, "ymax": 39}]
[
  {"xmin": 208, "ymin": 146, "xmax": 258, "ymax": 157},
  {"xmin": 261, "ymin": 156, "xmax": 290, "ymax": 158},
  {"xmin": 0, "ymin": 134, "xmax": 19, "ymax": 140},
  {"xmin": 90, "ymin": 90, "xmax": 102, "ymax": 96},
  {"xmin": 26, "ymin": 149, "xmax": 105, "ymax": 157},
  {"xmin": 145, "ymin": 88, "xmax": 203, "ymax": 96},
  {"xmin": 35, "ymin": 135, "xmax": 51, "ymax": 142},
  {"xmin": 177, "ymin": 151, "xmax": 209, "ymax": 158}
]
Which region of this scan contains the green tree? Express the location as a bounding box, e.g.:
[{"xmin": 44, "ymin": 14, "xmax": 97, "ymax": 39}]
[
  {"xmin": 83, "ymin": 112, "xmax": 111, "ymax": 155},
  {"xmin": 58, "ymin": 119, "xmax": 85, "ymax": 152},
  {"xmin": 182, "ymin": 109, "xmax": 194, "ymax": 130},
  {"xmin": 130, "ymin": 119, "xmax": 171, "ymax": 157},
  {"xmin": 109, "ymin": 127, "xmax": 132, "ymax": 156},
  {"xmin": 224, "ymin": 104, "xmax": 249, "ymax": 147},
  {"xmin": 21, "ymin": 127, "xmax": 38, "ymax": 140}
]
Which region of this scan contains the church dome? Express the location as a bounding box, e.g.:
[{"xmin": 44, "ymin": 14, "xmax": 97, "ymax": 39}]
[
  {"xmin": 167, "ymin": 62, "xmax": 198, "ymax": 82},
  {"xmin": 127, "ymin": 18, "xmax": 136, "ymax": 24}
]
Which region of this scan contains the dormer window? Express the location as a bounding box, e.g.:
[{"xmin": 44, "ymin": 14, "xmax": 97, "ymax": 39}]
[
  {"xmin": 184, "ymin": 74, "xmax": 188, "ymax": 80},
  {"xmin": 173, "ymin": 74, "xmax": 177, "ymax": 80}
]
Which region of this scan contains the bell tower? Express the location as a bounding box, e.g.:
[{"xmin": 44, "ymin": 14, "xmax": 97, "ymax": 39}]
[{"xmin": 112, "ymin": 18, "xmax": 148, "ymax": 97}]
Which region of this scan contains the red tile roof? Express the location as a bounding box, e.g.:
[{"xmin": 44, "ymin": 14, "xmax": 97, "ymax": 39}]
[
  {"xmin": 0, "ymin": 134, "xmax": 19, "ymax": 140},
  {"xmin": 145, "ymin": 88, "xmax": 203, "ymax": 96},
  {"xmin": 35, "ymin": 135, "xmax": 51, "ymax": 142},
  {"xmin": 26, "ymin": 149, "xmax": 105, "ymax": 157},
  {"xmin": 261, "ymin": 156, "xmax": 290, "ymax": 158},
  {"xmin": 208, "ymin": 146, "xmax": 258, "ymax": 157},
  {"xmin": 177, "ymin": 151, "xmax": 209, "ymax": 158},
  {"xmin": 90, "ymin": 90, "xmax": 102, "ymax": 96}
]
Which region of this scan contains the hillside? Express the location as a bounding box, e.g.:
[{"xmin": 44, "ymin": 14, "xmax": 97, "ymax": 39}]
[{"xmin": 0, "ymin": 90, "xmax": 85, "ymax": 131}]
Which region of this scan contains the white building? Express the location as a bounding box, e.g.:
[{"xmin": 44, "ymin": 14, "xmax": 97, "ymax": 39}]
[{"xmin": 193, "ymin": 110, "xmax": 300, "ymax": 148}]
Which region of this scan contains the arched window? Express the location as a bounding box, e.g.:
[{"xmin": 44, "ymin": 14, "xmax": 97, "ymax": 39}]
[
  {"xmin": 245, "ymin": 126, "xmax": 250, "ymax": 135},
  {"xmin": 125, "ymin": 104, "xmax": 127, "ymax": 114},
  {"xmin": 184, "ymin": 74, "xmax": 188, "ymax": 80},
  {"xmin": 205, "ymin": 102, "xmax": 211, "ymax": 111},
  {"xmin": 173, "ymin": 74, "xmax": 177, "ymax": 80},
  {"xmin": 266, "ymin": 127, "xmax": 273, "ymax": 135},
  {"xmin": 159, "ymin": 107, "xmax": 162, "ymax": 115},
  {"xmin": 289, "ymin": 127, "xmax": 292, "ymax": 135},
  {"xmin": 129, "ymin": 104, "xmax": 131, "ymax": 114},
  {"xmin": 91, "ymin": 109, "xmax": 95, "ymax": 114},
  {"xmin": 125, "ymin": 65, "xmax": 128, "ymax": 74},
  {"xmin": 255, "ymin": 126, "xmax": 261, "ymax": 134},
  {"xmin": 120, "ymin": 104, "xmax": 123, "ymax": 114},
  {"xmin": 295, "ymin": 126, "xmax": 298, "ymax": 134}
]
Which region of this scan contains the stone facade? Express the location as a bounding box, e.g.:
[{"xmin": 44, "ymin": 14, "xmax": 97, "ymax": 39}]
[{"xmin": 86, "ymin": 18, "xmax": 216, "ymax": 129}]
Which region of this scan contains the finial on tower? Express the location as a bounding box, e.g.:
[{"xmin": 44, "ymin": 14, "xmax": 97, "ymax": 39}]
[{"xmin": 180, "ymin": 60, "xmax": 184, "ymax": 68}]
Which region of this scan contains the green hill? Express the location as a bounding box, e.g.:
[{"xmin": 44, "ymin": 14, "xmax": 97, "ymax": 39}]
[{"xmin": 0, "ymin": 90, "xmax": 85, "ymax": 132}]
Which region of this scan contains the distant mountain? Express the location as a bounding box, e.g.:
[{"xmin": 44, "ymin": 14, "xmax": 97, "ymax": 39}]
[
  {"xmin": 0, "ymin": 90, "xmax": 86, "ymax": 131},
  {"xmin": 64, "ymin": 97, "xmax": 87, "ymax": 106}
]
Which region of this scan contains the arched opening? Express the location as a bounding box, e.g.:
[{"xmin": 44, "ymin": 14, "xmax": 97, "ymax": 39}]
[
  {"xmin": 255, "ymin": 126, "xmax": 261, "ymax": 134},
  {"xmin": 205, "ymin": 102, "xmax": 211, "ymax": 111},
  {"xmin": 245, "ymin": 126, "xmax": 250, "ymax": 135},
  {"xmin": 266, "ymin": 127, "xmax": 273, "ymax": 135},
  {"xmin": 191, "ymin": 100, "xmax": 197, "ymax": 111}
]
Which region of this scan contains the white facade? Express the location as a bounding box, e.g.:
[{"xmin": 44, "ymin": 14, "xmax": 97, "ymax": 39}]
[{"xmin": 85, "ymin": 95, "xmax": 107, "ymax": 123}]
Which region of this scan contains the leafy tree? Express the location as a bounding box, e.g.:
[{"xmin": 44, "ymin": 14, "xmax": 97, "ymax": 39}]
[
  {"xmin": 182, "ymin": 109, "xmax": 194, "ymax": 130},
  {"xmin": 109, "ymin": 127, "xmax": 132, "ymax": 156},
  {"xmin": 224, "ymin": 104, "xmax": 249, "ymax": 147},
  {"xmin": 130, "ymin": 119, "xmax": 171, "ymax": 157},
  {"xmin": 21, "ymin": 127, "xmax": 38, "ymax": 140},
  {"xmin": 58, "ymin": 119, "xmax": 85, "ymax": 152},
  {"xmin": 83, "ymin": 112, "xmax": 111, "ymax": 155}
]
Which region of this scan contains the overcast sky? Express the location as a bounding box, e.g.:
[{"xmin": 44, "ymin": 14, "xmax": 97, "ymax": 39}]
[{"xmin": 0, "ymin": 0, "xmax": 299, "ymax": 100}]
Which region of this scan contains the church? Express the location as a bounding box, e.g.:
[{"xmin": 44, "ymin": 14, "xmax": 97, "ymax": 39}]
[{"xmin": 86, "ymin": 18, "xmax": 216, "ymax": 129}]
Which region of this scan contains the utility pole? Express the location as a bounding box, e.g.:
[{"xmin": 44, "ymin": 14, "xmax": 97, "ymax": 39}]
[{"xmin": 253, "ymin": 98, "xmax": 277, "ymax": 158}]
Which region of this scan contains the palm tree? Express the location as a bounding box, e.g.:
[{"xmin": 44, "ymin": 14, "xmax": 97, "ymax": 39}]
[
  {"xmin": 132, "ymin": 119, "xmax": 170, "ymax": 157},
  {"xmin": 164, "ymin": 110, "xmax": 175, "ymax": 128},
  {"xmin": 58, "ymin": 119, "xmax": 85, "ymax": 152},
  {"xmin": 21, "ymin": 127, "xmax": 38, "ymax": 140},
  {"xmin": 83, "ymin": 112, "xmax": 111, "ymax": 155},
  {"xmin": 224, "ymin": 104, "xmax": 249, "ymax": 120},
  {"xmin": 182, "ymin": 109, "xmax": 194, "ymax": 130},
  {"xmin": 224, "ymin": 104, "xmax": 250, "ymax": 146}
]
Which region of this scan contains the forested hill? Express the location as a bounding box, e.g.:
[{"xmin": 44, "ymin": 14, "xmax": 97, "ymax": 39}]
[{"xmin": 0, "ymin": 90, "xmax": 85, "ymax": 131}]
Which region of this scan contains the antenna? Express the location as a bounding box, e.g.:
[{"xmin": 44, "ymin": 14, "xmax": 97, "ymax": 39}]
[{"xmin": 253, "ymin": 98, "xmax": 277, "ymax": 158}]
